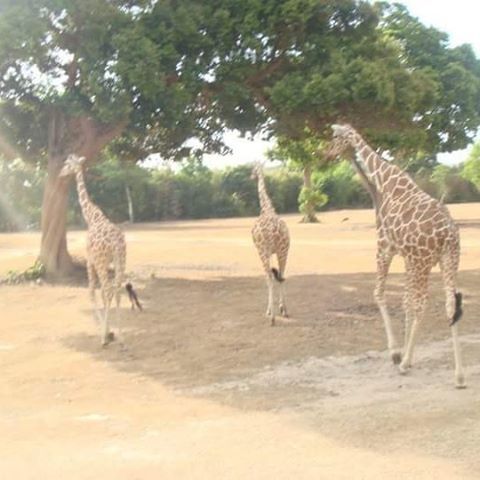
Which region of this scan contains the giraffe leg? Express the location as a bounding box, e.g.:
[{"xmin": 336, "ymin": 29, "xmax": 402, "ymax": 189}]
[
  {"xmin": 113, "ymin": 250, "xmax": 126, "ymax": 346},
  {"xmin": 402, "ymin": 261, "xmax": 415, "ymax": 354},
  {"xmin": 399, "ymin": 266, "xmax": 429, "ymax": 374},
  {"xmin": 114, "ymin": 287, "xmax": 122, "ymax": 344},
  {"xmin": 402, "ymin": 290, "xmax": 414, "ymax": 354},
  {"xmin": 451, "ymin": 324, "xmax": 466, "ymax": 389},
  {"xmin": 276, "ymin": 250, "xmax": 289, "ymax": 317},
  {"xmin": 440, "ymin": 253, "xmax": 466, "ymax": 389},
  {"xmin": 97, "ymin": 268, "xmax": 114, "ymax": 347},
  {"xmin": 374, "ymin": 247, "xmax": 401, "ymax": 364},
  {"xmin": 265, "ymin": 271, "xmax": 275, "ymax": 326},
  {"xmin": 260, "ymin": 254, "xmax": 275, "ymax": 325},
  {"xmin": 102, "ymin": 287, "xmax": 115, "ymax": 347},
  {"xmin": 254, "ymin": 242, "xmax": 276, "ymax": 325},
  {"xmin": 87, "ymin": 260, "xmax": 102, "ymax": 325}
]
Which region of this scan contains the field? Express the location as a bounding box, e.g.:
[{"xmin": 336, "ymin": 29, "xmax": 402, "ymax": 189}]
[{"xmin": 1, "ymin": 204, "xmax": 480, "ymax": 479}]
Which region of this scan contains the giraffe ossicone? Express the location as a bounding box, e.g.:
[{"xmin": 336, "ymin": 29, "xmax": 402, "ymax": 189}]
[{"xmin": 328, "ymin": 124, "xmax": 465, "ymax": 389}]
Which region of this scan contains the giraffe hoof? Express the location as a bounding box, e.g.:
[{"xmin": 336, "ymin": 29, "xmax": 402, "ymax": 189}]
[
  {"xmin": 101, "ymin": 332, "xmax": 115, "ymax": 347},
  {"xmin": 455, "ymin": 375, "xmax": 467, "ymax": 389},
  {"xmin": 271, "ymin": 317, "xmax": 276, "ymax": 327},
  {"xmin": 391, "ymin": 351, "xmax": 402, "ymax": 365},
  {"xmin": 279, "ymin": 306, "xmax": 289, "ymax": 317},
  {"xmin": 398, "ymin": 362, "xmax": 410, "ymax": 375}
]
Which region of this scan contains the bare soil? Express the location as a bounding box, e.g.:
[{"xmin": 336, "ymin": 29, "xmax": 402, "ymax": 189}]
[{"xmin": 1, "ymin": 204, "xmax": 480, "ymax": 479}]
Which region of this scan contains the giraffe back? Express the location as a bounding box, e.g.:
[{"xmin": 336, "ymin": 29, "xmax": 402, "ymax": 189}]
[
  {"xmin": 378, "ymin": 171, "xmax": 459, "ymax": 264},
  {"xmin": 252, "ymin": 212, "xmax": 290, "ymax": 256},
  {"xmin": 87, "ymin": 220, "xmax": 126, "ymax": 270}
]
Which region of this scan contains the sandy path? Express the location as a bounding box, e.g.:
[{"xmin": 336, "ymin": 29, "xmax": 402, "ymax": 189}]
[{"xmin": 1, "ymin": 205, "xmax": 480, "ymax": 478}]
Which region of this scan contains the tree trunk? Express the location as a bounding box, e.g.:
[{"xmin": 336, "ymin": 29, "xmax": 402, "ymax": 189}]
[
  {"xmin": 300, "ymin": 165, "xmax": 319, "ymax": 223},
  {"xmin": 125, "ymin": 184, "xmax": 134, "ymax": 223},
  {"xmin": 39, "ymin": 154, "xmax": 74, "ymax": 278},
  {"xmin": 38, "ymin": 113, "xmax": 127, "ymax": 278}
]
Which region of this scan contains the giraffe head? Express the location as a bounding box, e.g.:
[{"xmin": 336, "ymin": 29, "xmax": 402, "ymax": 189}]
[
  {"xmin": 325, "ymin": 124, "xmax": 356, "ymax": 160},
  {"xmin": 59, "ymin": 154, "xmax": 86, "ymax": 177}
]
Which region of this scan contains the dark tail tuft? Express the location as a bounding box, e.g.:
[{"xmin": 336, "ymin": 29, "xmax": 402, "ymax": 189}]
[
  {"xmin": 126, "ymin": 282, "xmax": 143, "ymax": 311},
  {"xmin": 450, "ymin": 292, "xmax": 463, "ymax": 326},
  {"xmin": 271, "ymin": 268, "xmax": 285, "ymax": 283}
]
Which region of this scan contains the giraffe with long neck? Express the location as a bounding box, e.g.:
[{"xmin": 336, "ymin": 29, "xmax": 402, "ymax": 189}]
[
  {"xmin": 59, "ymin": 154, "xmax": 141, "ymax": 346},
  {"xmin": 251, "ymin": 162, "xmax": 290, "ymax": 325},
  {"xmin": 327, "ymin": 124, "xmax": 465, "ymax": 388}
]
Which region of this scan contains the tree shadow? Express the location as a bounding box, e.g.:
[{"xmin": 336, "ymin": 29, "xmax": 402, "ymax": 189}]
[{"xmin": 63, "ymin": 269, "xmax": 480, "ymax": 409}]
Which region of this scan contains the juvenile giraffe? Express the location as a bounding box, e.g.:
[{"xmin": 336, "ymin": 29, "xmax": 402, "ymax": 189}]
[
  {"xmin": 251, "ymin": 162, "xmax": 290, "ymax": 325},
  {"xmin": 59, "ymin": 154, "xmax": 142, "ymax": 346},
  {"xmin": 327, "ymin": 124, "xmax": 465, "ymax": 388}
]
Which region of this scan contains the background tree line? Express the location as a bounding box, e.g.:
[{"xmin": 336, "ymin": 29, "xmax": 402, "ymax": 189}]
[{"xmin": 2, "ymin": 141, "xmax": 480, "ymax": 232}]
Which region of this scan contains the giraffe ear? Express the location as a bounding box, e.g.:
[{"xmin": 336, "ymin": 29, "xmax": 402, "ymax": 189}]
[{"xmin": 78, "ymin": 156, "xmax": 86, "ymax": 165}]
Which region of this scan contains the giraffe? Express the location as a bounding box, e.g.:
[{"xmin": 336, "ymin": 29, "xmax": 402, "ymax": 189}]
[
  {"xmin": 251, "ymin": 162, "xmax": 290, "ymax": 325},
  {"xmin": 59, "ymin": 154, "xmax": 142, "ymax": 346},
  {"xmin": 326, "ymin": 124, "xmax": 465, "ymax": 388}
]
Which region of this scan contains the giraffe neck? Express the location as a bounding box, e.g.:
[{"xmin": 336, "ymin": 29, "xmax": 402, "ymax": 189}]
[
  {"xmin": 351, "ymin": 134, "xmax": 386, "ymax": 190},
  {"xmin": 350, "ymin": 132, "xmax": 413, "ymax": 198},
  {"xmin": 74, "ymin": 169, "xmax": 99, "ymax": 226},
  {"xmin": 257, "ymin": 171, "xmax": 275, "ymax": 214}
]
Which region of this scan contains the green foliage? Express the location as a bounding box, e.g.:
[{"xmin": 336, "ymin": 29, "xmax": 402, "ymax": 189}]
[
  {"xmin": 379, "ymin": 3, "xmax": 480, "ymax": 153},
  {"xmin": 1, "ymin": 154, "xmax": 479, "ymax": 232},
  {"xmin": 206, "ymin": 0, "xmax": 480, "ymax": 158},
  {"xmin": 298, "ymin": 187, "xmax": 328, "ymax": 217},
  {"xmin": 0, "ymin": 0, "xmax": 237, "ymax": 164},
  {"xmin": 461, "ymin": 142, "xmax": 480, "ymax": 190},
  {"xmin": 431, "ymin": 164, "xmax": 479, "ymax": 203},
  {"xmin": 314, "ymin": 161, "xmax": 371, "ymax": 209},
  {"xmin": 1, "ymin": 1, "xmax": 479, "ymax": 164},
  {"xmin": 268, "ymin": 130, "xmax": 326, "ymax": 170},
  {"xmin": 217, "ymin": 165, "xmax": 259, "ymax": 216},
  {"xmin": 63, "ymin": 160, "xmax": 301, "ymax": 224},
  {"xmin": 3, "ymin": 260, "xmax": 45, "ymax": 285},
  {"xmin": 268, "ymin": 130, "xmax": 329, "ymax": 220},
  {"xmin": 267, "ymin": 170, "xmax": 303, "ymax": 214}
]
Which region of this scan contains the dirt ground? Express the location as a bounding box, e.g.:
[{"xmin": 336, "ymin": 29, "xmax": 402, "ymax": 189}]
[{"xmin": 1, "ymin": 204, "xmax": 480, "ymax": 479}]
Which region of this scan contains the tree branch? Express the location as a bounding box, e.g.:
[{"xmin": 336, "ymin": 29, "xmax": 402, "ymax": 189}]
[{"xmin": 68, "ymin": 116, "xmax": 128, "ymax": 162}]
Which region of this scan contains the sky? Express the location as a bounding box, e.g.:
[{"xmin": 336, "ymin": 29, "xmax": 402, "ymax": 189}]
[{"xmin": 202, "ymin": 0, "xmax": 480, "ymax": 169}]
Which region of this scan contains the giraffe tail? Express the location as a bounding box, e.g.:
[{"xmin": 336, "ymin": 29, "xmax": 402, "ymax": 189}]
[
  {"xmin": 271, "ymin": 268, "xmax": 285, "ymax": 283},
  {"xmin": 126, "ymin": 283, "xmax": 143, "ymax": 311},
  {"xmin": 450, "ymin": 292, "xmax": 463, "ymax": 326}
]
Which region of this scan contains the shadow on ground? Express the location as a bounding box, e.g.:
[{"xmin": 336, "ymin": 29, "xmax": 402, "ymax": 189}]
[{"xmin": 64, "ymin": 270, "xmax": 480, "ymax": 401}]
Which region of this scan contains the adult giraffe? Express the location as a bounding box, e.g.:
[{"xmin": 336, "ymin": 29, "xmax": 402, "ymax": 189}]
[
  {"xmin": 59, "ymin": 154, "xmax": 142, "ymax": 346},
  {"xmin": 327, "ymin": 124, "xmax": 465, "ymax": 388},
  {"xmin": 251, "ymin": 162, "xmax": 290, "ymax": 326}
]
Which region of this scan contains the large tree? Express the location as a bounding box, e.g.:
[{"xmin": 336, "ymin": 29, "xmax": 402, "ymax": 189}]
[
  {"xmin": 0, "ymin": 0, "xmax": 233, "ymax": 276},
  {"xmin": 230, "ymin": 1, "xmax": 480, "ymax": 214},
  {"xmin": 208, "ymin": 2, "xmax": 479, "ymax": 146}
]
